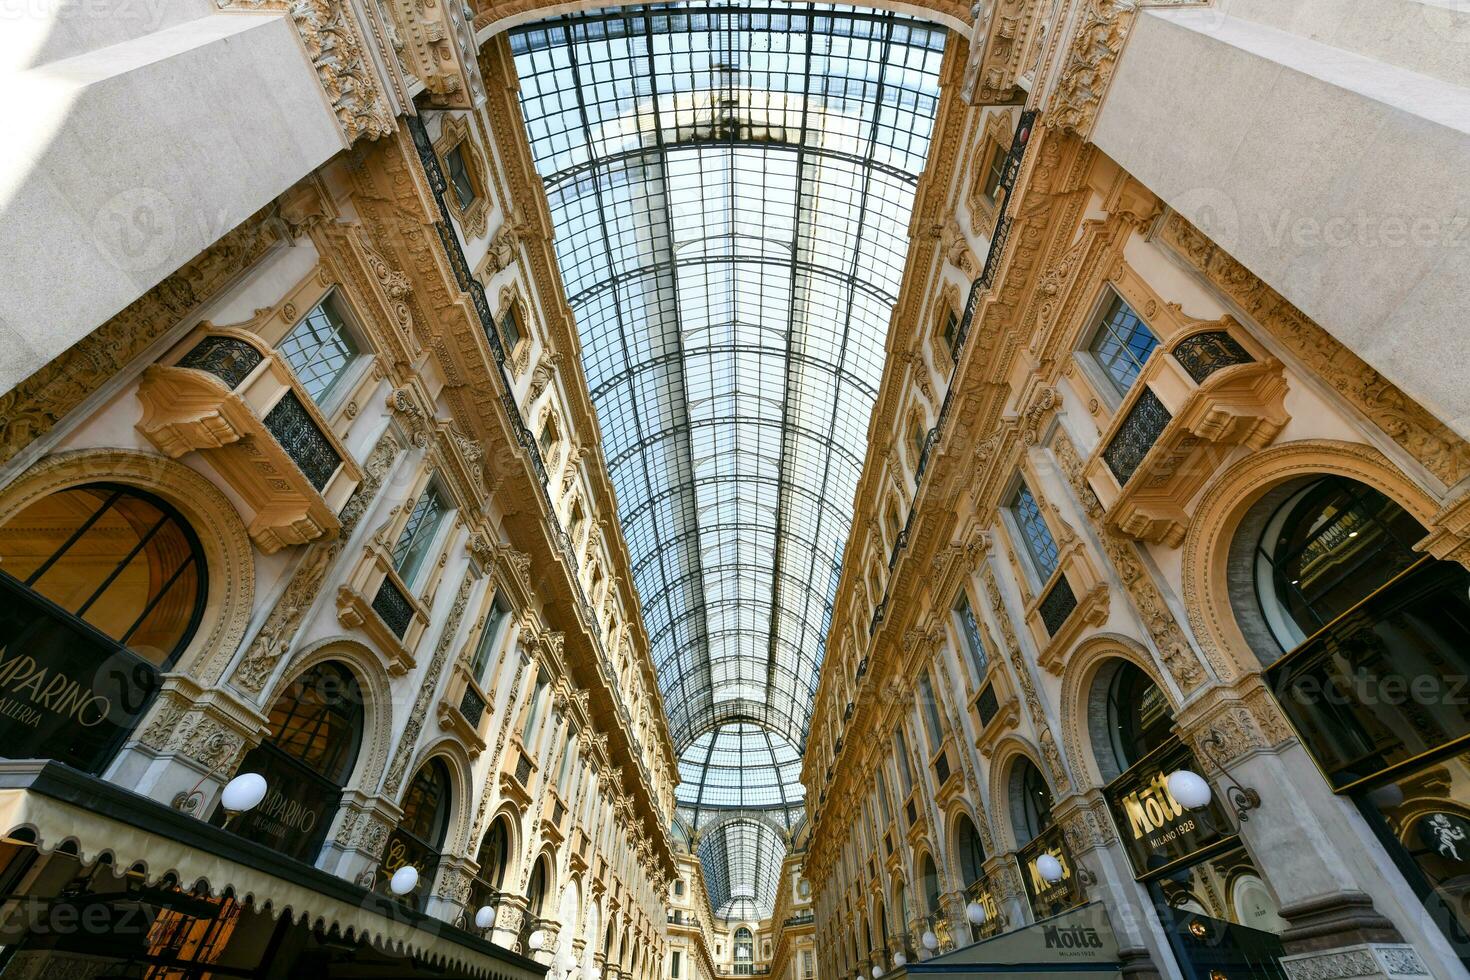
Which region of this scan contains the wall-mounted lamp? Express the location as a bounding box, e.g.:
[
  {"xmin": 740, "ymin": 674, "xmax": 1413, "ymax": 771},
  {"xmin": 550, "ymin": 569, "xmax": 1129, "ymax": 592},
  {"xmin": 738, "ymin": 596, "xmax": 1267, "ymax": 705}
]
[
  {"xmin": 389, "ymin": 866, "xmax": 420, "ymax": 895},
  {"xmin": 965, "ymin": 901, "xmax": 987, "ymax": 926},
  {"xmin": 475, "ymin": 905, "xmax": 497, "ymax": 930},
  {"xmin": 529, "ymin": 929, "xmax": 547, "ymax": 951},
  {"xmin": 892, "ymin": 952, "xmax": 908, "ymax": 968},
  {"xmin": 170, "ymin": 733, "xmax": 267, "ymax": 821},
  {"xmin": 919, "ymin": 930, "xmax": 938, "ymax": 952},
  {"xmin": 1035, "ymin": 854, "xmax": 1096, "ymax": 888},
  {"xmin": 1169, "ymin": 728, "xmax": 1262, "ymax": 822}
]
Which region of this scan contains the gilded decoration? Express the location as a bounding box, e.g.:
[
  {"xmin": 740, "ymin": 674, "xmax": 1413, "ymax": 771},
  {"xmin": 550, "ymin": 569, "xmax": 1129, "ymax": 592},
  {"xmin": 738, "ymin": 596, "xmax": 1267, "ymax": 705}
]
[
  {"xmin": 0, "ymin": 207, "xmax": 282, "ymax": 470},
  {"xmin": 1158, "ymin": 213, "xmax": 1470, "ymax": 488},
  {"xmin": 1049, "ymin": 0, "xmax": 1134, "ymax": 139},
  {"xmin": 287, "ymin": 0, "xmax": 395, "ymax": 144}
]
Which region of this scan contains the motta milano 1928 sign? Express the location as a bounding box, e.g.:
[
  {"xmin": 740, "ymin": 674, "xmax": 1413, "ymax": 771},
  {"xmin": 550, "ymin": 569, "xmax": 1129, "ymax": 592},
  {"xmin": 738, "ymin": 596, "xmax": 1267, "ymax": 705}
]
[{"xmin": 1104, "ymin": 738, "xmax": 1235, "ymax": 879}]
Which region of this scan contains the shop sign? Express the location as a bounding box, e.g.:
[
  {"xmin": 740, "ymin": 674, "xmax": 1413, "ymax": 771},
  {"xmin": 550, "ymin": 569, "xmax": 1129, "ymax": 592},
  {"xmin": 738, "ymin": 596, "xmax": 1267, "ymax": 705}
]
[
  {"xmin": 220, "ymin": 743, "xmax": 340, "ymax": 862},
  {"xmin": 1104, "ymin": 738, "xmax": 1235, "ymax": 880},
  {"xmin": 906, "ymin": 902, "xmax": 1119, "ymax": 975},
  {"xmin": 0, "ymin": 574, "xmax": 160, "ymax": 775},
  {"xmin": 1017, "ymin": 826, "xmax": 1084, "ymax": 921}
]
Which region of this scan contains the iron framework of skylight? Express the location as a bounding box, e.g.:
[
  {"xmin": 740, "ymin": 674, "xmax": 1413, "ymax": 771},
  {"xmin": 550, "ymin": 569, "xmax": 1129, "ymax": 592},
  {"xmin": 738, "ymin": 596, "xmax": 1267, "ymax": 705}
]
[{"xmin": 510, "ymin": 2, "xmax": 946, "ymax": 920}]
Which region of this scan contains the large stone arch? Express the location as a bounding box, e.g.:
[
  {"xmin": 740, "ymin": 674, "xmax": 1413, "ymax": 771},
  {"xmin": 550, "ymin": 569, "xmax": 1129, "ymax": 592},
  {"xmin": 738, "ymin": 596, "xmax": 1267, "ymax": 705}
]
[
  {"xmin": 1180, "ymin": 439, "xmax": 1441, "ymax": 682},
  {"xmin": 1058, "ymin": 632, "xmax": 1178, "ymax": 789},
  {"xmin": 0, "ymin": 448, "xmax": 256, "ymax": 686},
  {"xmin": 943, "ymin": 802, "xmax": 988, "ymax": 890},
  {"xmin": 473, "ymin": 0, "xmax": 971, "ymax": 44},
  {"xmin": 479, "ymin": 802, "xmax": 525, "ymax": 891},
  {"xmin": 269, "ymin": 636, "xmax": 395, "ymax": 795}
]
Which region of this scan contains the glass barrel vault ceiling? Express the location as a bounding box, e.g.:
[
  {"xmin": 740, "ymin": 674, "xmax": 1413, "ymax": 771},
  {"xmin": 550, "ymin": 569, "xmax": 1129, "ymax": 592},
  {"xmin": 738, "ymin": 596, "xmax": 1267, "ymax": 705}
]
[{"xmin": 510, "ymin": 2, "xmax": 946, "ymax": 919}]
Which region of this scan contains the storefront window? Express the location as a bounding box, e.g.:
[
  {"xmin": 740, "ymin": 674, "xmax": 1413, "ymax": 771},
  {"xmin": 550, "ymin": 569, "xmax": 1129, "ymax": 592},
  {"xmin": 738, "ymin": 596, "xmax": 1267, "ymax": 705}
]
[
  {"xmin": 1012, "ymin": 759, "xmax": 1085, "ymax": 920},
  {"xmin": 220, "ymin": 662, "xmax": 364, "ymax": 863},
  {"xmin": 1353, "ymin": 747, "xmax": 1470, "ymax": 962},
  {"xmin": 1147, "ymin": 846, "xmax": 1289, "ymax": 980},
  {"xmin": 378, "ymin": 759, "xmax": 451, "ymax": 908},
  {"xmin": 467, "ymin": 816, "xmax": 511, "ymax": 928},
  {"xmin": 0, "ymin": 484, "xmax": 207, "ymax": 774},
  {"xmin": 1105, "ymin": 663, "xmax": 1173, "ymax": 772},
  {"xmin": 1254, "ymin": 477, "xmax": 1423, "ymax": 654}
]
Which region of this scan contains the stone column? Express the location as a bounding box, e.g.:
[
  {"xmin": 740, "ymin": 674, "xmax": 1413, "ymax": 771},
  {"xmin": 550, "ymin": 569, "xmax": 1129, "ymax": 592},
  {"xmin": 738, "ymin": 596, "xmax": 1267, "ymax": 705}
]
[
  {"xmin": 428, "ymin": 853, "xmax": 476, "ymax": 923},
  {"xmin": 492, "ymin": 893, "xmax": 530, "ymax": 953},
  {"xmin": 1177, "ymin": 694, "xmax": 1432, "ymax": 979},
  {"xmin": 320, "ymin": 790, "xmax": 400, "ymax": 882},
  {"xmin": 1055, "ymin": 794, "xmax": 1166, "ymax": 980}
]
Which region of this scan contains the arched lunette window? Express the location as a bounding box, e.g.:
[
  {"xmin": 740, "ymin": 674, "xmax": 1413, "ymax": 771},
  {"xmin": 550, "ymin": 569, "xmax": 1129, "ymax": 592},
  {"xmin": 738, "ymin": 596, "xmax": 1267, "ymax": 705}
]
[
  {"xmin": 734, "ymin": 926, "xmax": 754, "ymax": 975},
  {"xmin": 223, "ymin": 661, "xmax": 364, "ymax": 862},
  {"xmin": 379, "ymin": 759, "xmax": 451, "ymax": 907},
  {"xmin": 955, "ymin": 814, "xmax": 986, "ymax": 889},
  {"xmin": 0, "ymin": 484, "xmax": 207, "ymax": 774},
  {"xmin": 1105, "ymin": 662, "xmax": 1173, "ymax": 773},
  {"xmin": 467, "ymin": 815, "xmax": 512, "ymax": 925},
  {"xmin": 1014, "ymin": 758, "xmax": 1054, "ymax": 846},
  {"xmin": 1254, "ymin": 476, "xmax": 1424, "ymax": 654}
]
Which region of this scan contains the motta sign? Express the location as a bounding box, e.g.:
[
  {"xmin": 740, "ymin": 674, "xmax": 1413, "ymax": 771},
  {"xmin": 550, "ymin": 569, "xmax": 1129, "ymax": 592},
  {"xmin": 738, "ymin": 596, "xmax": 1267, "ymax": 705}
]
[
  {"xmin": 1104, "ymin": 737, "xmax": 1234, "ymax": 879},
  {"xmin": 1017, "ymin": 827, "xmax": 1085, "ymax": 921},
  {"xmin": 908, "ymin": 902, "xmax": 1120, "ymax": 973}
]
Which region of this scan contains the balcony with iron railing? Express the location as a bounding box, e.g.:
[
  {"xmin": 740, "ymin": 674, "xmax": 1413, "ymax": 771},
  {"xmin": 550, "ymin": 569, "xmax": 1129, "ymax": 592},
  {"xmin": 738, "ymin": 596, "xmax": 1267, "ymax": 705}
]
[
  {"xmin": 1084, "ymin": 319, "xmax": 1288, "ymax": 547},
  {"xmin": 136, "ymin": 327, "xmax": 362, "ymax": 554}
]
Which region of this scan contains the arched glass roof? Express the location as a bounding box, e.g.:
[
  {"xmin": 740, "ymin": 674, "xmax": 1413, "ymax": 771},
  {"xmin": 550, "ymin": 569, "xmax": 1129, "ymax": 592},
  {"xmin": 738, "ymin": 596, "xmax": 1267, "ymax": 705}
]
[
  {"xmin": 677, "ymin": 722, "xmax": 806, "ymax": 813},
  {"xmin": 510, "ymin": 0, "xmax": 946, "ymax": 917},
  {"xmin": 697, "ymin": 817, "xmax": 789, "ymax": 921}
]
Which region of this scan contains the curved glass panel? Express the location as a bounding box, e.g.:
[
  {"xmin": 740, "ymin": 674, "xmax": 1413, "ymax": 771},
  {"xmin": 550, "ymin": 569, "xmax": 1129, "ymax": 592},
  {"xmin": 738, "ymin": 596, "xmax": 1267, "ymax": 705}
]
[
  {"xmin": 697, "ymin": 817, "xmax": 788, "ymax": 921},
  {"xmin": 511, "ymin": 0, "xmax": 947, "ymax": 912}
]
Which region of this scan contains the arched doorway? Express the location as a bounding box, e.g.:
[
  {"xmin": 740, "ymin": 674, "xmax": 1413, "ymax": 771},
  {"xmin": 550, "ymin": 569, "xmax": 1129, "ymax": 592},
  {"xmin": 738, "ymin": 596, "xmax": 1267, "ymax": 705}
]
[
  {"xmin": 0, "ymin": 483, "xmax": 207, "ymax": 773},
  {"xmin": 467, "ymin": 814, "xmax": 513, "ymax": 925},
  {"xmin": 1233, "ymin": 475, "xmax": 1470, "ymax": 966},
  {"xmin": 223, "ymin": 661, "xmax": 364, "ymax": 862},
  {"xmin": 953, "ymin": 813, "xmax": 996, "ymax": 940},
  {"xmin": 527, "ymin": 855, "xmax": 551, "ymax": 920},
  {"xmin": 918, "ymin": 853, "xmax": 941, "ymax": 923},
  {"xmin": 1009, "ymin": 757, "xmax": 1080, "ymax": 921},
  {"xmin": 1093, "ymin": 660, "xmax": 1287, "ymax": 978},
  {"xmin": 734, "ymin": 926, "xmax": 753, "ymax": 975},
  {"xmin": 378, "ymin": 758, "xmax": 451, "ymax": 908}
]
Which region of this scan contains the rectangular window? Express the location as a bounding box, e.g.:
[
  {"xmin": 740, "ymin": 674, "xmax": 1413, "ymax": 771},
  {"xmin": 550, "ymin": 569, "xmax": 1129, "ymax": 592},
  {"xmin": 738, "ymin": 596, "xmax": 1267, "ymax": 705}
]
[
  {"xmin": 501, "ymin": 306, "xmax": 523, "ymax": 353},
  {"xmin": 445, "ymin": 143, "xmax": 476, "ymax": 210},
  {"xmin": 392, "ymin": 483, "xmax": 449, "ymax": 587},
  {"xmin": 942, "ymin": 309, "xmax": 959, "ymax": 355},
  {"xmin": 918, "ymin": 670, "xmax": 944, "ymax": 753},
  {"xmin": 523, "ymin": 673, "xmax": 548, "ymax": 742},
  {"xmin": 557, "ymin": 725, "xmax": 577, "ymax": 795},
  {"xmin": 671, "ymin": 952, "xmax": 681, "ymax": 979},
  {"xmin": 894, "ymin": 725, "xmax": 913, "ymax": 793},
  {"xmin": 1088, "ymin": 293, "xmax": 1160, "ymax": 396},
  {"xmin": 982, "ymin": 143, "xmax": 1007, "ymax": 201},
  {"xmin": 954, "ymin": 592, "xmax": 988, "ymax": 678},
  {"xmin": 279, "ymin": 294, "xmax": 360, "ymax": 405},
  {"xmin": 470, "ymin": 595, "xmax": 509, "ymax": 684},
  {"xmin": 1011, "ymin": 481, "xmax": 1060, "ymax": 581}
]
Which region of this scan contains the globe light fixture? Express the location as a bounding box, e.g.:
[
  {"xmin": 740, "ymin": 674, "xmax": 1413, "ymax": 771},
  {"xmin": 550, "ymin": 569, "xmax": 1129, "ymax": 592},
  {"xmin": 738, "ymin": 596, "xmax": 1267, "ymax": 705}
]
[
  {"xmin": 893, "ymin": 953, "xmax": 907, "ymax": 968},
  {"xmin": 1035, "ymin": 854, "xmax": 1065, "ymax": 885},
  {"xmin": 965, "ymin": 901, "xmax": 987, "ymax": 925},
  {"xmin": 219, "ymin": 773, "xmax": 268, "ymax": 814},
  {"xmin": 529, "ymin": 929, "xmax": 547, "ymax": 951},
  {"xmin": 873, "ymin": 964, "xmax": 884, "ymax": 978},
  {"xmin": 475, "ymin": 905, "xmax": 496, "ymax": 929},
  {"xmin": 920, "ymin": 930, "xmax": 938, "ymax": 952},
  {"xmin": 389, "ymin": 866, "xmax": 419, "ymax": 895},
  {"xmin": 1166, "ymin": 770, "xmax": 1213, "ymax": 812},
  {"xmin": 591, "ymin": 969, "xmax": 603, "ymax": 980}
]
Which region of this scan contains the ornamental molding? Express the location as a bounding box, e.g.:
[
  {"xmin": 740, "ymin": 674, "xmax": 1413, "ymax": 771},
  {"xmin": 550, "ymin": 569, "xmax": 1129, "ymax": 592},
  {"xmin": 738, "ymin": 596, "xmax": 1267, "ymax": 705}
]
[
  {"xmin": 1049, "ymin": 0, "xmax": 1135, "ymax": 139},
  {"xmin": 1158, "ymin": 213, "xmax": 1470, "ymax": 489},
  {"xmin": 287, "ymin": 0, "xmax": 395, "ymax": 144}
]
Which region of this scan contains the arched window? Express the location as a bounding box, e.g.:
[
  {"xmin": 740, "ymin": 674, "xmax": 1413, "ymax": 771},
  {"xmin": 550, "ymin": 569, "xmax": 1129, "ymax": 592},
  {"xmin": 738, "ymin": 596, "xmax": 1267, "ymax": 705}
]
[
  {"xmin": 955, "ymin": 814, "xmax": 986, "ymax": 888},
  {"xmin": 1253, "ymin": 476, "xmax": 1424, "ymax": 655},
  {"xmin": 467, "ymin": 815, "xmax": 512, "ymax": 924},
  {"xmin": 0, "ymin": 484, "xmax": 207, "ymax": 773},
  {"xmin": 895, "ymin": 882, "xmax": 911, "ymax": 929},
  {"xmin": 527, "ymin": 855, "xmax": 550, "ymax": 918},
  {"xmin": 380, "ymin": 758, "xmax": 451, "ymax": 907},
  {"xmin": 225, "ymin": 662, "xmax": 364, "ymax": 862},
  {"xmin": 920, "ymin": 854, "xmax": 941, "ymax": 918},
  {"xmin": 734, "ymin": 926, "xmax": 754, "ymax": 975},
  {"xmin": 1013, "ymin": 758, "xmax": 1053, "ymax": 846},
  {"xmin": 1104, "ymin": 662, "xmax": 1173, "ymax": 772}
]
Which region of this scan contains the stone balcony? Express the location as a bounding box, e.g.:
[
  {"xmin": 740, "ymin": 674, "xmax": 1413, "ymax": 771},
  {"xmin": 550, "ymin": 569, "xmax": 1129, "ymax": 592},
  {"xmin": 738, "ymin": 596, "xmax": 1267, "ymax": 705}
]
[
  {"xmin": 1085, "ymin": 318, "xmax": 1289, "ymax": 547},
  {"xmin": 135, "ymin": 328, "xmax": 361, "ymax": 554}
]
